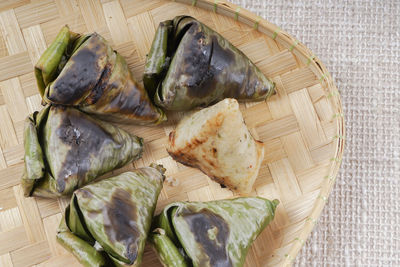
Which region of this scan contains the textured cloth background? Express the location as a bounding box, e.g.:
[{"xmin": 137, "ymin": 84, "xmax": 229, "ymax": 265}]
[{"xmin": 229, "ymin": 0, "xmax": 400, "ymax": 266}]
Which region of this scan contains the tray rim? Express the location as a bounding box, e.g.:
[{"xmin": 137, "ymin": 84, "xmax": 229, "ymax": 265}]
[
  {"xmin": 0, "ymin": 0, "xmax": 345, "ymax": 265},
  {"xmin": 174, "ymin": 0, "xmax": 346, "ymax": 265}
]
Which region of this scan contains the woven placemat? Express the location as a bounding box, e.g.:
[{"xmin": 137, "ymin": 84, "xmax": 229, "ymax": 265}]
[{"xmin": 230, "ymin": 0, "xmax": 400, "ymax": 266}]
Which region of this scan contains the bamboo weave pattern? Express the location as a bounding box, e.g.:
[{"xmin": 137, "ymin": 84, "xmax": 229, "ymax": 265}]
[{"xmin": 0, "ymin": 0, "xmax": 344, "ymax": 266}]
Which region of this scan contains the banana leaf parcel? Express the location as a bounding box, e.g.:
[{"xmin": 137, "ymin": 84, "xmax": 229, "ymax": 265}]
[
  {"xmin": 57, "ymin": 165, "xmax": 165, "ymax": 267},
  {"xmin": 150, "ymin": 197, "xmax": 279, "ymax": 267},
  {"xmin": 144, "ymin": 16, "xmax": 275, "ymax": 111},
  {"xmin": 35, "ymin": 26, "xmax": 165, "ymax": 125},
  {"xmin": 21, "ymin": 105, "xmax": 143, "ymax": 198}
]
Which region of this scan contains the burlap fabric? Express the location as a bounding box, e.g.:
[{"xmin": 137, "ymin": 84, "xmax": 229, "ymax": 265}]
[{"xmin": 229, "ymin": 0, "xmax": 400, "ymax": 266}]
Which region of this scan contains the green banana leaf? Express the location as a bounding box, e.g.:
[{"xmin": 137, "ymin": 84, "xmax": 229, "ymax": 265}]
[
  {"xmin": 35, "ymin": 25, "xmax": 166, "ymax": 125},
  {"xmin": 150, "ymin": 197, "xmax": 279, "ymax": 267},
  {"xmin": 144, "ymin": 16, "xmax": 275, "ymax": 111},
  {"xmin": 21, "ymin": 105, "xmax": 143, "ymax": 198},
  {"xmin": 57, "ymin": 165, "xmax": 165, "ymax": 267}
]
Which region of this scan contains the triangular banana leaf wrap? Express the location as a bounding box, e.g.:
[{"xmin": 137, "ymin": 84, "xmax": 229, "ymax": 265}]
[
  {"xmin": 57, "ymin": 165, "xmax": 166, "ymax": 267},
  {"xmin": 35, "ymin": 26, "xmax": 166, "ymax": 125},
  {"xmin": 150, "ymin": 197, "xmax": 279, "ymax": 267},
  {"xmin": 21, "ymin": 105, "xmax": 143, "ymax": 198},
  {"xmin": 144, "ymin": 16, "xmax": 275, "ymax": 111}
]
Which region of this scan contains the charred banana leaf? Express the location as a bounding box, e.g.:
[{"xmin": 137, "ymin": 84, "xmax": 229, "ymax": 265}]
[
  {"xmin": 144, "ymin": 16, "xmax": 275, "ymax": 111},
  {"xmin": 57, "ymin": 165, "xmax": 165, "ymax": 267},
  {"xmin": 150, "ymin": 197, "xmax": 279, "ymax": 267},
  {"xmin": 35, "ymin": 26, "xmax": 166, "ymax": 124},
  {"xmin": 21, "ymin": 105, "xmax": 143, "ymax": 198}
]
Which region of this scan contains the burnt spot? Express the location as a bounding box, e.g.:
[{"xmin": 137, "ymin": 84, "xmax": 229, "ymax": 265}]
[
  {"xmin": 56, "ymin": 108, "xmax": 113, "ymax": 192},
  {"xmin": 105, "ymin": 188, "xmax": 139, "ymax": 264},
  {"xmin": 169, "ymin": 134, "xmax": 208, "ymax": 154},
  {"xmin": 49, "ymin": 39, "xmax": 106, "ymax": 104},
  {"xmin": 181, "ymin": 209, "xmax": 232, "ymax": 267},
  {"xmin": 212, "ymin": 148, "xmax": 217, "ymax": 157},
  {"xmin": 168, "ymin": 150, "xmax": 198, "ymax": 169},
  {"xmin": 85, "ymin": 62, "xmax": 113, "ymax": 105},
  {"xmin": 189, "ymin": 137, "xmax": 207, "ymax": 147},
  {"xmin": 182, "ymin": 29, "xmax": 245, "ymax": 101},
  {"xmin": 245, "ymin": 65, "xmax": 257, "ymax": 97},
  {"xmin": 209, "ymin": 35, "xmax": 245, "ymax": 99},
  {"xmin": 181, "ymin": 25, "xmax": 216, "ymax": 99},
  {"xmin": 207, "ymin": 174, "xmax": 236, "ymax": 192},
  {"xmin": 106, "ymin": 77, "xmax": 160, "ymax": 122},
  {"xmin": 209, "ymin": 36, "xmax": 235, "ymax": 73},
  {"xmin": 202, "ymin": 154, "xmax": 216, "ymax": 168}
]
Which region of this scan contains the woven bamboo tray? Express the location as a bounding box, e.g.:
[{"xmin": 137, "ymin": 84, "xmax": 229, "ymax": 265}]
[{"xmin": 0, "ymin": 0, "xmax": 345, "ymax": 266}]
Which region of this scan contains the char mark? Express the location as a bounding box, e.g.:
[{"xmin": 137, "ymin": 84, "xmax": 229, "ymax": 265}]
[
  {"xmin": 105, "ymin": 189, "xmax": 139, "ymax": 264},
  {"xmin": 181, "ymin": 208, "xmax": 232, "ymax": 267}
]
